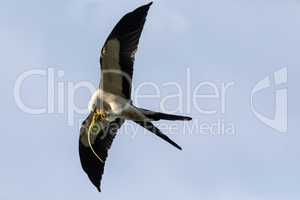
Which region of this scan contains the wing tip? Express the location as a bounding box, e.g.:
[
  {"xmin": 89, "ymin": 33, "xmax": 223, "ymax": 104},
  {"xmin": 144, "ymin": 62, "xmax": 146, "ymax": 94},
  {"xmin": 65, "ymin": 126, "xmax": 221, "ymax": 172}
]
[
  {"xmin": 96, "ymin": 185, "xmax": 101, "ymax": 192},
  {"xmin": 142, "ymin": 1, "xmax": 153, "ymax": 10}
]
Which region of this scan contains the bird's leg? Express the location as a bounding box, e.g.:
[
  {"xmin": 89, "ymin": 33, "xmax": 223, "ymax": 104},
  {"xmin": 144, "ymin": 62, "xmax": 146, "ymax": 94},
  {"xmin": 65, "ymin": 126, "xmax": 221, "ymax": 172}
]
[
  {"xmin": 93, "ymin": 110, "xmax": 107, "ymax": 121},
  {"xmin": 89, "ymin": 110, "xmax": 107, "ymax": 136}
]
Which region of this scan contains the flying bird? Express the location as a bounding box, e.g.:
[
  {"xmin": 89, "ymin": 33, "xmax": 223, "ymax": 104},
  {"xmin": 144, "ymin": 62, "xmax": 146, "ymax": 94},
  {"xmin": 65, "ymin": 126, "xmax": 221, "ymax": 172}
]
[{"xmin": 79, "ymin": 2, "xmax": 192, "ymax": 192}]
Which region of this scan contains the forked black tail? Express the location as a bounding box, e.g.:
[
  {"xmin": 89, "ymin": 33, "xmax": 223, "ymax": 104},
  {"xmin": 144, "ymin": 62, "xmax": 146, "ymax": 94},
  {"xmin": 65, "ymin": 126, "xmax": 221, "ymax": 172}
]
[
  {"xmin": 134, "ymin": 121, "xmax": 182, "ymax": 150},
  {"xmin": 137, "ymin": 108, "xmax": 192, "ymax": 121}
]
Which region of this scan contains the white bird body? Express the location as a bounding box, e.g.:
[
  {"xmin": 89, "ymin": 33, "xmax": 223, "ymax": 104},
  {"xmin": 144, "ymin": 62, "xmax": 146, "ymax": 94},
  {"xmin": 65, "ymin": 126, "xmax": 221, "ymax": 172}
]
[{"xmin": 88, "ymin": 89, "xmax": 145, "ymax": 122}]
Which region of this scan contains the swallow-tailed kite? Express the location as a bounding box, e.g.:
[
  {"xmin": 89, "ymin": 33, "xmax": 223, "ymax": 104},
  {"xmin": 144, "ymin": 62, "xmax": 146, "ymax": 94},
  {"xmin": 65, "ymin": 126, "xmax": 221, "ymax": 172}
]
[{"xmin": 79, "ymin": 2, "xmax": 192, "ymax": 191}]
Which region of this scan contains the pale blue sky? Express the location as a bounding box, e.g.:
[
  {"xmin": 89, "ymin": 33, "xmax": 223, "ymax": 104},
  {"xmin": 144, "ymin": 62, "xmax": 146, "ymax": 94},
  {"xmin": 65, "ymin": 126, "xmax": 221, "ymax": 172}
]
[{"xmin": 1, "ymin": 0, "xmax": 300, "ymax": 199}]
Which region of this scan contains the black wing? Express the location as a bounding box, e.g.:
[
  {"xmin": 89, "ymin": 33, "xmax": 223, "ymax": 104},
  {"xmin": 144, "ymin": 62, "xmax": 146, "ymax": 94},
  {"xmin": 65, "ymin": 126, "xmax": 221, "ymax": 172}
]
[
  {"xmin": 99, "ymin": 2, "xmax": 153, "ymax": 99},
  {"xmin": 79, "ymin": 113, "xmax": 124, "ymax": 191}
]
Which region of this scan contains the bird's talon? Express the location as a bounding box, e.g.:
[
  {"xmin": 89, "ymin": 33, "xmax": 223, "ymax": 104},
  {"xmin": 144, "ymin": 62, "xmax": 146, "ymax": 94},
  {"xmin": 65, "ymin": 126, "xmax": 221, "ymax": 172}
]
[{"xmin": 93, "ymin": 111, "xmax": 107, "ymax": 121}]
